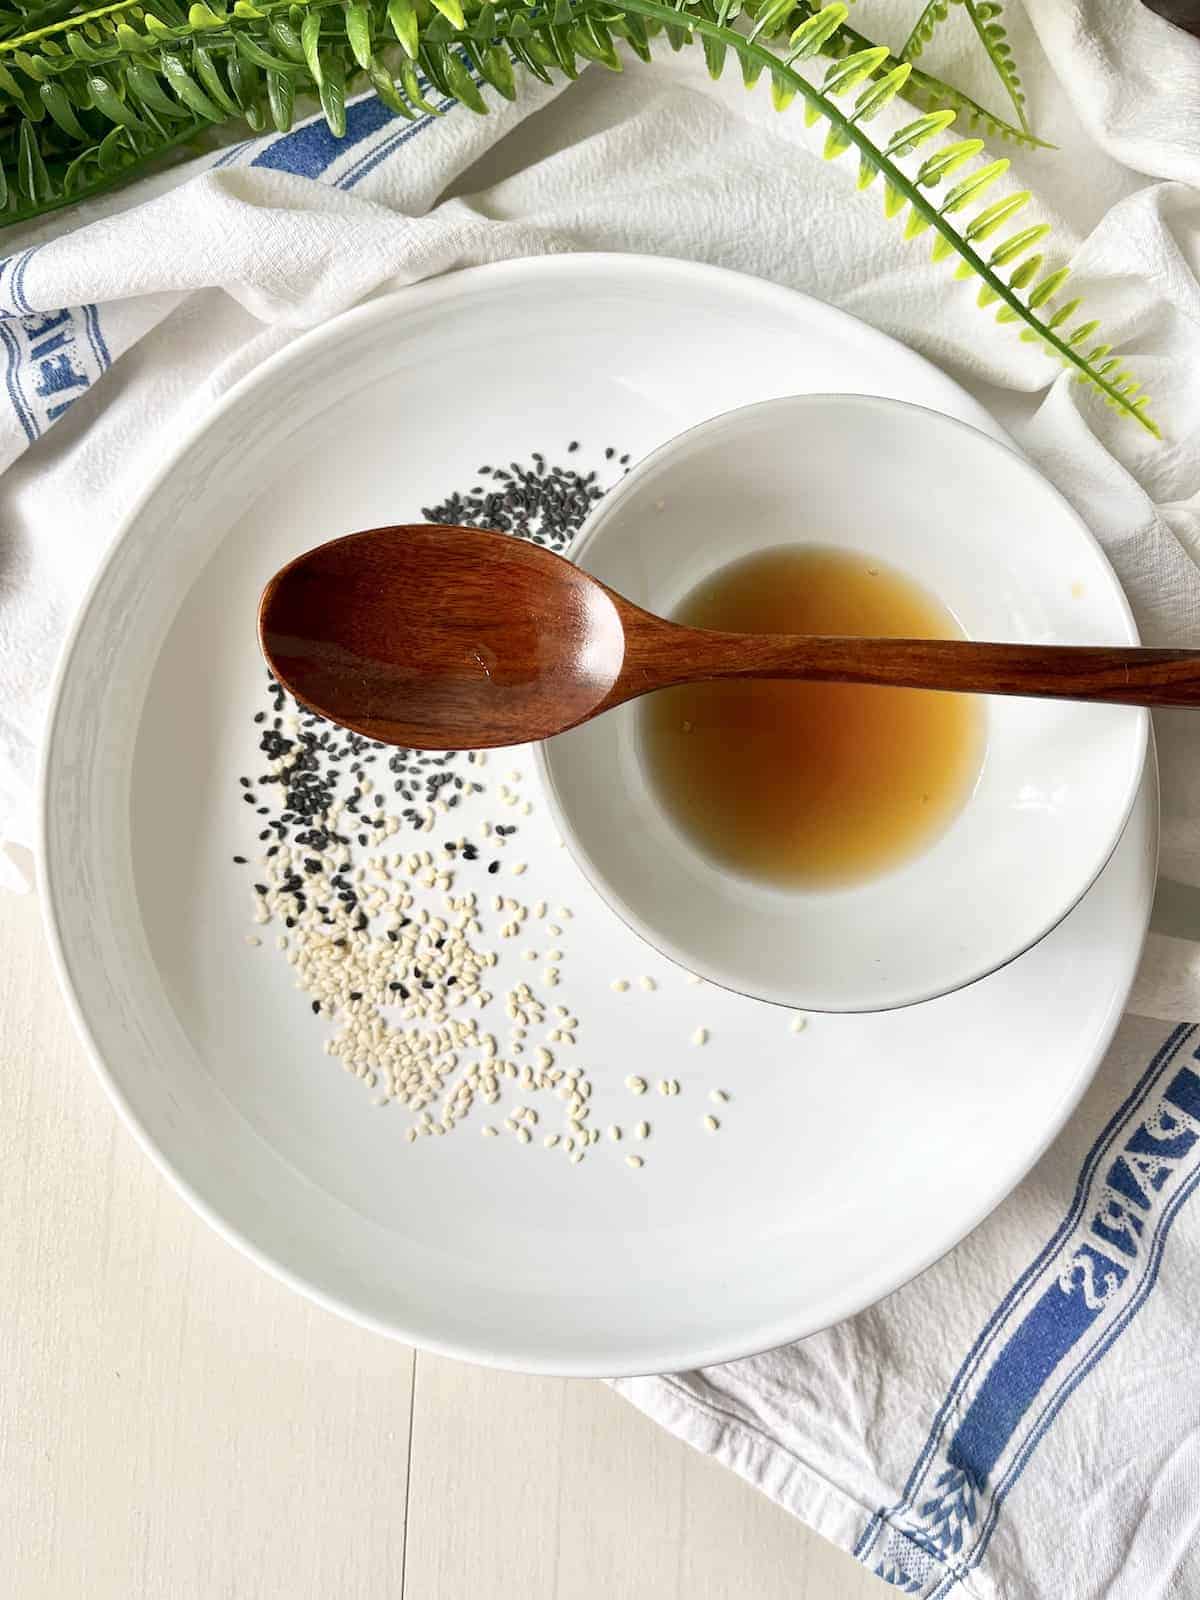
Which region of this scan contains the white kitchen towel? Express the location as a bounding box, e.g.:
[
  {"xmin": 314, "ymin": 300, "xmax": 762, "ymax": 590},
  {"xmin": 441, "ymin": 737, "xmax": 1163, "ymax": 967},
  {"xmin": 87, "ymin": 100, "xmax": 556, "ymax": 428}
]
[{"xmin": 3, "ymin": 3, "xmax": 1200, "ymax": 1597}]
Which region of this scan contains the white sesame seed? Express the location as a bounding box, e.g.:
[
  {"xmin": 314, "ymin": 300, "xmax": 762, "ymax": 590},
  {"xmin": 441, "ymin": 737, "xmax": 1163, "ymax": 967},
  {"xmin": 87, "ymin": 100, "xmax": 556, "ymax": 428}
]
[
  {"xmin": 691, "ymin": 1027, "xmax": 708, "ymax": 1046},
  {"xmin": 611, "ymin": 979, "xmax": 629, "ymax": 993},
  {"xmin": 626, "ymin": 1076, "xmax": 647, "ymax": 1095},
  {"xmin": 791, "ymin": 1015, "xmax": 808, "ymax": 1034},
  {"xmin": 704, "ymin": 1115, "xmax": 720, "ymax": 1133},
  {"xmin": 635, "ymin": 1121, "xmax": 649, "ymax": 1139},
  {"xmin": 544, "ymin": 1133, "xmax": 560, "ymax": 1149},
  {"xmin": 608, "ymin": 1125, "xmax": 622, "ymax": 1142},
  {"xmin": 547, "ymin": 924, "xmax": 562, "ymax": 937},
  {"xmin": 244, "ymin": 935, "xmax": 261, "ymax": 947},
  {"xmin": 686, "ymin": 973, "xmax": 702, "ymax": 985},
  {"xmin": 639, "ymin": 976, "xmax": 656, "ymax": 992},
  {"xmin": 709, "ymin": 1088, "xmax": 729, "ymax": 1104},
  {"xmin": 482, "ymin": 1125, "xmax": 498, "ymax": 1138},
  {"xmin": 657, "ymin": 1079, "xmax": 670, "ymax": 1097},
  {"xmin": 625, "ymin": 1155, "xmax": 644, "ymax": 1169},
  {"xmin": 511, "ymin": 862, "xmax": 527, "ymax": 876}
]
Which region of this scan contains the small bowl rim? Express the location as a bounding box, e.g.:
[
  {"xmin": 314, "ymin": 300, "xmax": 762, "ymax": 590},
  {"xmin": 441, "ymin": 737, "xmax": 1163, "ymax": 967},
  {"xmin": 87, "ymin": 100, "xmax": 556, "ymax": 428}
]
[{"xmin": 535, "ymin": 391, "xmax": 1149, "ymax": 1014}]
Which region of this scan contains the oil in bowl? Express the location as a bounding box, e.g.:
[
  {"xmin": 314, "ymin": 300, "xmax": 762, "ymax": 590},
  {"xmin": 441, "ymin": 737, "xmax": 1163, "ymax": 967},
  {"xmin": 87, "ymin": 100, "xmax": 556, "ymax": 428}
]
[{"xmin": 641, "ymin": 545, "xmax": 985, "ymax": 889}]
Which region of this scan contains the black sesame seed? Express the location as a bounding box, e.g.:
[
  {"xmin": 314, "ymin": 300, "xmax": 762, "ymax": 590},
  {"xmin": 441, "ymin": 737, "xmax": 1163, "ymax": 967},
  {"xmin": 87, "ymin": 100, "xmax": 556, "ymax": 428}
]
[
  {"xmin": 232, "ymin": 855, "xmax": 247, "ymax": 864},
  {"xmin": 488, "ymin": 861, "xmax": 500, "ymax": 874}
]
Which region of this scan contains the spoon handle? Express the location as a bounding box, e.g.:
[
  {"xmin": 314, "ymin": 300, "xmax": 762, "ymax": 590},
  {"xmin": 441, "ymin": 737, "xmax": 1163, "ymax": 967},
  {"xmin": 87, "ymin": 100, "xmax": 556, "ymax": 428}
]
[{"xmin": 661, "ymin": 633, "xmax": 1200, "ymax": 708}]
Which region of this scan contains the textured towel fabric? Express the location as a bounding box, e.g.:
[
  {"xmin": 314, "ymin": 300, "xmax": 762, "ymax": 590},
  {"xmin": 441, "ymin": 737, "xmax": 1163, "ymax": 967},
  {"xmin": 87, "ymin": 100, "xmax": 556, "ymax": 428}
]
[{"xmin": 3, "ymin": 3, "xmax": 1200, "ymax": 1595}]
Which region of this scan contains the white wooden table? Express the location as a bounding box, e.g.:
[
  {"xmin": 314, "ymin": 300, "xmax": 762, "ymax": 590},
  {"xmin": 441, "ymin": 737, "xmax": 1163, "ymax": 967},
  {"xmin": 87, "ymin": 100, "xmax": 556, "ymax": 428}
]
[{"xmin": 1, "ymin": 885, "xmax": 885, "ymax": 1598}]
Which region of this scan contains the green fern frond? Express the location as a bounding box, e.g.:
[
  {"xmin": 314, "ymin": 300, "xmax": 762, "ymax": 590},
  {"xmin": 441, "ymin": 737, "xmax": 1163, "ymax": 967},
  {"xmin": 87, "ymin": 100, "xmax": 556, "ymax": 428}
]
[
  {"xmin": 961, "ymin": 0, "xmax": 1027, "ymax": 134},
  {"xmin": 0, "ymin": 0, "xmax": 609, "ymax": 221},
  {"xmin": 616, "ymin": 0, "xmax": 1158, "ymax": 434},
  {"xmin": 804, "ymin": 4, "xmax": 1053, "ymax": 149},
  {"xmin": 898, "ymin": 0, "xmax": 950, "ymax": 62},
  {"xmin": 902, "ymin": 59, "xmax": 1050, "ymax": 149}
]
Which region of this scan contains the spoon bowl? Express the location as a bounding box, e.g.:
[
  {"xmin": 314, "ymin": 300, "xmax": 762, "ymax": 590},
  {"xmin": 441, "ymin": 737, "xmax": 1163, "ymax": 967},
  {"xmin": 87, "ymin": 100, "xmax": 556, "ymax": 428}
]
[{"xmin": 260, "ymin": 523, "xmax": 631, "ymax": 748}]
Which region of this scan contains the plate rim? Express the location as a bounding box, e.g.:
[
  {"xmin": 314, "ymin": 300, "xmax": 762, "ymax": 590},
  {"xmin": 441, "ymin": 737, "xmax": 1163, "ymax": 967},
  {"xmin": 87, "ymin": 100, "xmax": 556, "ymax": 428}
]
[{"xmin": 37, "ymin": 251, "xmax": 1160, "ymax": 1375}]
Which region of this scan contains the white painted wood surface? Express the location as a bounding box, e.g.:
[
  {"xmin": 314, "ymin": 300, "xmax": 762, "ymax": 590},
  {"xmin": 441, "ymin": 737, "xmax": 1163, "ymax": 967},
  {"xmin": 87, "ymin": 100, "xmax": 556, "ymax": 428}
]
[{"xmin": 0, "ymin": 887, "xmax": 884, "ymax": 1598}]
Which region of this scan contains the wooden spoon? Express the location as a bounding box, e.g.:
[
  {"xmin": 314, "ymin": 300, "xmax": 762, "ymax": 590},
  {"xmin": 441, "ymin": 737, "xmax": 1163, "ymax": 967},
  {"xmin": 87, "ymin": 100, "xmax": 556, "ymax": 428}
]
[{"xmin": 259, "ymin": 523, "xmax": 1200, "ymax": 750}]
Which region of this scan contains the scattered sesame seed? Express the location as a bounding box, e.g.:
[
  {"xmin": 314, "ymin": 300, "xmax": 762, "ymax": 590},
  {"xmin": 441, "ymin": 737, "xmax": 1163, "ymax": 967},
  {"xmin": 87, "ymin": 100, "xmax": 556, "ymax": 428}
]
[
  {"xmin": 791, "ymin": 1015, "xmax": 808, "ymax": 1034},
  {"xmin": 608, "ymin": 1125, "xmax": 622, "ymax": 1141},
  {"xmin": 639, "ymin": 976, "xmax": 656, "ymax": 992},
  {"xmin": 625, "ymin": 1155, "xmax": 644, "ymax": 1169},
  {"xmin": 691, "ymin": 1027, "xmax": 708, "ymax": 1046},
  {"xmin": 234, "ymin": 453, "xmax": 685, "ymax": 1175},
  {"xmin": 635, "ymin": 1121, "xmax": 650, "ymax": 1139},
  {"xmin": 611, "ymin": 979, "xmax": 629, "ymax": 993},
  {"xmin": 709, "ymin": 1089, "xmax": 729, "ymax": 1104},
  {"xmin": 704, "ymin": 1115, "xmax": 720, "ymax": 1133},
  {"xmin": 626, "ymin": 1076, "xmax": 647, "ymax": 1095}
]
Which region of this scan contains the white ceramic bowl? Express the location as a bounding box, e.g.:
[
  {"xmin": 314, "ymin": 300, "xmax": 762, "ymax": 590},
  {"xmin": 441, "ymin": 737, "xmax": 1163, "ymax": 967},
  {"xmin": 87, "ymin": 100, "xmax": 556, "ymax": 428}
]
[{"xmin": 538, "ymin": 394, "xmax": 1147, "ymax": 1012}]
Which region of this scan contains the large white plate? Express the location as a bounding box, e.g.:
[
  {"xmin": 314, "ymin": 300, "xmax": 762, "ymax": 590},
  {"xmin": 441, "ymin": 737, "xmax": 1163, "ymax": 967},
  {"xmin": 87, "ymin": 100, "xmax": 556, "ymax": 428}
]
[{"xmin": 41, "ymin": 255, "xmax": 1157, "ymax": 1377}]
